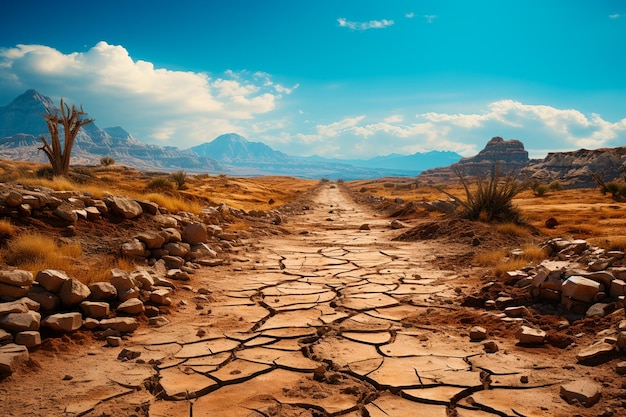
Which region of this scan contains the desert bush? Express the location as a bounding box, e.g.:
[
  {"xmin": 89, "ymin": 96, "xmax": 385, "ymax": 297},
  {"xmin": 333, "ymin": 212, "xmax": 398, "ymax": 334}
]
[
  {"xmin": 530, "ymin": 181, "xmax": 548, "ymax": 197},
  {"xmin": 548, "ymin": 181, "xmax": 562, "ymax": 191},
  {"xmin": 337, "ymin": 178, "xmax": 344, "ymax": 184},
  {"xmin": 170, "ymin": 170, "xmax": 188, "ymax": 190},
  {"xmin": 359, "ymin": 187, "xmax": 367, "ymax": 193},
  {"xmin": 495, "ymin": 222, "xmax": 531, "ymax": 238},
  {"xmin": 383, "ymin": 182, "xmax": 395, "ymax": 188},
  {"xmin": 442, "ymin": 165, "xmax": 527, "ymax": 222},
  {"xmin": 319, "ymin": 178, "xmax": 329, "ymax": 183},
  {"xmin": 100, "ymin": 157, "xmax": 116, "ymax": 166},
  {"xmin": 146, "ymin": 177, "xmax": 174, "ymax": 191}
]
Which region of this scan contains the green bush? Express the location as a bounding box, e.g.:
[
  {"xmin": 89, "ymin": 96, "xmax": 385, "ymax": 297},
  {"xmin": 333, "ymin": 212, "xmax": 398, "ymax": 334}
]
[
  {"xmin": 442, "ymin": 165, "xmax": 527, "ymax": 222},
  {"xmin": 100, "ymin": 157, "xmax": 115, "ymax": 166},
  {"xmin": 146, "ymin": 177, "xmax": 174, "ymax": 191},
  {"xmin": 170, "ymin": 170, "xmax": 188, "ymax": 190}
]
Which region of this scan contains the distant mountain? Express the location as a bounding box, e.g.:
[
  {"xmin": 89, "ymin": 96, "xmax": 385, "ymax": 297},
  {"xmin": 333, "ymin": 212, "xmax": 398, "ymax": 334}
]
[
  {"xmin": 192, "ymin": 133, "xmax": 290, "ymax": 164},
  {"xmin": 302, "ymin": 150, "xmax": 461, "ymax": 172},
  {"xmin": 0, "ymin": 89, "xmax": 463, "ymax": 179},
  {"xmin": 0, "ymin": 90, "xmax": 222, "ymax": 172}
]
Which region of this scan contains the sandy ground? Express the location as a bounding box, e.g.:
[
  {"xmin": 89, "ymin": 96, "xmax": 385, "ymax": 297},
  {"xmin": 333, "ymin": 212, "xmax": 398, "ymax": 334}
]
[{"xmin": 1, "ymin": 184, "xmax": 624, "ymax": 417}]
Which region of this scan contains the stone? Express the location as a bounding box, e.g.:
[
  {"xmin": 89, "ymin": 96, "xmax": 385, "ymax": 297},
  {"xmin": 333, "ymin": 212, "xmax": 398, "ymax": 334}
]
[
  {"xmin": 27, "ymin": 286, "xmax": 60, "ymax": 311},
  {"xmin": 504, "ymin": 306, "xmax": 531, "ymax": 317},
  {"xmin": 15, "ymin": 331, "xmax": 41, "ymax": 348},
  {"xmin": 162, "ymin": 255, "xmax": 185, "ymax": 269},
  {"xmin": 162, "ymin": 228, "xmax": 182, "ymax": 242},
  {"xmin": 136, "ymin": 199, "xmax": 160, "ymax": 215},
  {"xmin": 136, "ymin": 231, "xmax": 166, "ymax": 249},
  {"xmin": 560, "ymin": 380, "xmax": 601, "ymax": 406},
  {"xmin": 0, "ymin": 283, "xmax": 29, "ymax": 299},
  {"xmin": 0, "ymin": 311, "xmax": 40, "ymax": 332},
  {"xmin": 0, "ymin": 343, "xmax": 29, "ymax": 374},
  {"xmin": 42, "ymin": 312, "xmax": 83, "ymax": 332},
  {"xmin": 182, "ymin": 222, "xmax": 207, "ymax": 245},
  {"xmin": 515, "ymin": 326, "xmax": 545, "ymax": 345},
  {"xmin": 390, "ymin": 220, "xmax": 405, "ymax": 229},
  {"xmin": 130, "ymin": 270, "xmax": 155, "ymax": 290},
  {"xmin": 0, "ymin": 329, "xmax": 13, "ymax": 344},
  {"xmin": 166, "ymin": 269, "xmax": 190, "ymax": 281},
  {"xmin": 164, "ymin": 242, "xmax": 190, "ymax": 258},
  {"xmin": 106, "ymin": 336, "xmax": 121, "ymax": 347},
  {"xmin": 109, "ymin": 269, "xmax": 137, "ymax": 292},
  {"xmin": 562, "ymin": 276, "xmax": 600, "ymax": 303},
  {"xmin": 616, "ymin": 331, "xmax": 626, "ymax": 350},
  {"xmin": 359, "ymin": 223, "xmax": 370, "ymax": 231},
  {"xmin": 121, "ymin": 239, "xmax": 148, "ymax": 258},
  {"xmin": 576, "ymin": 342, "xmax": 614, "ymax": 363},
  {"xmin": 82, "ymin": 318, "xmax": 99, "ymax": 330},
  {"xmin": 616, "ymin": 361, "xmax": 626, "ymax": 375},
  {"xmin": 99, "ymin": 317, "xmax": 139, "ymax": 333},
  {"xmin": 4, "ymin": 191, "xmax": 23, "ymax": 207},
  {"xmin": 117, "ymin": 298, "xmax": 144, "ymax": 315},
  {"xmin": 79, "ymin": 301, "xmax": 110, "ymax": 319},
  {"xmin": 84, "ymin": 206, "xmax": 101, "ymax": 220},
  {"xmin": 35, "ymin": 269, "xmax": 71, "ymax": 293},
  {"xmin": 150, "ymin": 289, "xmax": 172, "ymax": 306},
  {"xmin": 0, "ymin": 270, "xmax": 34, "ymax": 287},
  {"xmin": 0, "ymin": 300, "xmax": 29, "ymax": 316},
  {"xmin": 118, "ymin": 288, "xmax": 140, "ymax": 302},
  {"xmin": 610, "ymin": 279, "xmax": 626, "ymax": 297},
  {"xmin": 17, "ymin": 297, "xmax": 40, "ymax": 312},
  {"xmin": 53, "ymin": 204, "xmax": 78, "ymax": 223},
  {"xmin": 106, "ymin": 196, "xmax": 143, "ymax": 219},
  {"xmin": 117, "ymin": 348, "xmax": 141, "ymax": 361},
  {"xmin": 149, "ymin": 316, "xmax": 169, "ymax": 327},
  {"xmin": 59, "ymin": 279, "xmax": 91, "ymax": 307},
  {"xmin": 483, "ymin": 340, "xmax": 499, "ymax": 353},
  {"xmin": 88, "ymin": 282, "xmax": 117, "ymax": 300},
  {"xmin": 469, "ymin": 326, "xmax": 487, "ymax": 341},
  {"xmin": 586, "ymin": 303, "xmax": 613, "ymax": 318}
]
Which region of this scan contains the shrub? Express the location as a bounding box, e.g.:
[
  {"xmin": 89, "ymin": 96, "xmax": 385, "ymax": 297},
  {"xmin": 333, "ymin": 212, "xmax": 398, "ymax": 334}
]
[
  {"xmin": 548, "ymin": 181, "xmax": 562, "ymax": 191},
  {"xmin": 4, "ymin": 232, "xmax": 81, "ymax": 271},
  {"xmin": 170, "ymin": 170, "xmax": 188, "ymax": 190},
  {"xmin": 146, "ymin": 177, "xmax": 174, "ymax": 191},
  {"xmin": 143, "ymin": 192, "xmax": 203, "ymax": 214},
  {"xmin": 442, "ymin": 165, "xmax": 527, "ymax": 222},
  {"xmin": 0, "ymin": 219, "xmax": 16, "ymax": 236},
  {"xmin": 100, "ymin": 157, "xmax": 116, "ymax": 166}
]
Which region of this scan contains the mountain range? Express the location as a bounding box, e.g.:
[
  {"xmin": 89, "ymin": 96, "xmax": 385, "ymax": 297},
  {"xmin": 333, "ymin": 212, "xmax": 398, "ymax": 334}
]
[{"xmin": 0, "ymin": 90, "xmax": 461, "ymax": 179}]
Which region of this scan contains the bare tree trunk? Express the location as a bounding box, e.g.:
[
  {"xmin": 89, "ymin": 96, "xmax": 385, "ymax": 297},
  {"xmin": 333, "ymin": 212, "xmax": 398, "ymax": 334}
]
[{"xmin": 39, "ymin": 98, "xmax": 94, "ymax": 177}]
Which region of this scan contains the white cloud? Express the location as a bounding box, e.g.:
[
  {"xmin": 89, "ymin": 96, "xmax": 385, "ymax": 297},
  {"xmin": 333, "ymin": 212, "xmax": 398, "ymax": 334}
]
[
  {"xmin": 405, "ymin": 12, "xmax": 415, "ymax": 19},
  {"xmin": 609, "ymin": 13, "xmax": 622, "ymax": 19},
  {"xmin": 0, "ymin": 42, "xmax": 284, "ymax": 147},
  {"xmin": 424, "ymin": 15, "xmax": 438, "ymax": 23},
  {"xmin": 337, "ymin": 18, "xmax": 394, "ymax": 31}
]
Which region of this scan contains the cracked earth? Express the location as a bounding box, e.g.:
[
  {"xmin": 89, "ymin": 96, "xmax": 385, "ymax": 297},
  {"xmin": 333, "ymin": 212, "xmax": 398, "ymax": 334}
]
[{"xmin": 1, "ymin": 184, "xmax": 614, "ymax": 416}]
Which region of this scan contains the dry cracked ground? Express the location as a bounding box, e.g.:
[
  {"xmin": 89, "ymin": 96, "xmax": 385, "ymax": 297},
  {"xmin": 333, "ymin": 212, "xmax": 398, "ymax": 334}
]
[{"xmin": 0, "ymin": 184, "xmax": 620, "ymax": 417}]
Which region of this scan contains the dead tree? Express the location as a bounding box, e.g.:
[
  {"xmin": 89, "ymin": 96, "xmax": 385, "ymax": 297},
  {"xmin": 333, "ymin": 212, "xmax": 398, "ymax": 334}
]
[{"xmin": 39, "ymin": 98, "xmax": 94, "ymax": 177}]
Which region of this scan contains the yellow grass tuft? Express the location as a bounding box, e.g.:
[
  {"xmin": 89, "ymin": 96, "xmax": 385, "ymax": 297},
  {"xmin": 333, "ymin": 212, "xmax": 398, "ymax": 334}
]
[
  {"xmin": 143, "ymin": 192, "xmax": 203, "ymax": 214},
  {"xmin": 519, "ymin": 244, "xmax": 549, "ymax": 262},
  {"xmin": 495, "ymin": 222, "xmax": 531, "ymax": 238},
  {"xmin": 493, "ymin": 259, "xmax": 531, "ymax": 276},
  {"xmin": 3, "ymin": 232, "xmax": 82, "ymax": 272},
  {"xmin": 0, "ymin": 219, "xmax": 16, "ymax": 236},
  {"xmin": 589, "ymin": 235, "xmax": 626, "ymax": 251},
  {"xmin": 473, "ymin": 250, "xmax": 507, "ymax": 266}
]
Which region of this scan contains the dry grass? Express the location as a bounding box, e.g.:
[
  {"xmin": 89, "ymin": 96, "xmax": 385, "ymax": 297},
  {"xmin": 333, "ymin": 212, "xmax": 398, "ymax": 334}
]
[
  {"xmin": 143, "ymin": 192, "xmax": 203, "ymax": 215},
  {"xmin": 0, "ymin": 219, "xmax": 16, "ymax": 236},
  {"xmin": 494, "ymin": 222, "xmax": 531, "ymax": 238},
  {"xmin": 588, "ymin": 235, "xmax": 626, "ymax": 251}
]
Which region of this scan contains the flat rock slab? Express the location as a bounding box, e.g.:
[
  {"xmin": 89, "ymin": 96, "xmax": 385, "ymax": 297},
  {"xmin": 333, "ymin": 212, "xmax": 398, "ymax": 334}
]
[
  {"xmin": 462, "ymin": 386, "xmax": 578, "ymax": 416},
  {"xmin": 366, "ymin": 356, "xmax": 472, "ymax": 388},
  {"xmin": 0, "ymin": 343, "xmax": 29, "ymax": 373},
  {"xmin": 366, "ymin": 392, "xmax": 448, "ymax": 417},
  {"xmin": 257, "ymin": 309, "xmax": 322, "ymax": 330}
]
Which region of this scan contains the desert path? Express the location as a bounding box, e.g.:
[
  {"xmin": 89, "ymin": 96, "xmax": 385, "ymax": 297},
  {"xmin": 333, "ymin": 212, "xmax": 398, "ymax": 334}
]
[{"xmin": 4, "ymin": 184, "xmax": 584, "ymax": 417}]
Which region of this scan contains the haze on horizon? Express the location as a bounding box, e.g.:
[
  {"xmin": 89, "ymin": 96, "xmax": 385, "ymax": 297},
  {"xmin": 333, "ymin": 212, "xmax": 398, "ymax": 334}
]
[{"xmin": 0, "ymin": 0, "xmax": 625, "ymax": 160}]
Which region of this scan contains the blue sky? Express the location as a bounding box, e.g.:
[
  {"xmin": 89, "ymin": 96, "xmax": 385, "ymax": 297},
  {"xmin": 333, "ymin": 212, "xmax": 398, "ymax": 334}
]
[{"xmin": 1, "ymin": 0, "xmax": 625, "ymax": 159}]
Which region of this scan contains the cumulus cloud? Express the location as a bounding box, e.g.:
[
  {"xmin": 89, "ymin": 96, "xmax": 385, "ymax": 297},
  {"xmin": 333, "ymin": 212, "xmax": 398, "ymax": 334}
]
[
  {"xmin": 337, "ymin": 18, "xmax": 394, "ymax": 31},
  {"xmin": 264, "ymin": 100, "xmax": 626, "ymax": 159},
  {"xmin": 0, "ymin": 42, "xmax": 287, "ymax": 146}
]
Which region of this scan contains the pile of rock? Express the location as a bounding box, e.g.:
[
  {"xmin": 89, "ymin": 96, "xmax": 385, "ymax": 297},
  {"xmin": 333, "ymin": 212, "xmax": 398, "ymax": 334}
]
[{"xmin": 505, "ymin": 238, "xmax": 626, "ymax": 316}]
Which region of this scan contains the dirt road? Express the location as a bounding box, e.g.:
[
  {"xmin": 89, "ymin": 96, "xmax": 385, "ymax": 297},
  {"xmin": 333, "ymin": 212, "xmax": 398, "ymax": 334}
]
[{"xmin": 0, "ymin": 184, "xmax": 612, "ymax": 416}]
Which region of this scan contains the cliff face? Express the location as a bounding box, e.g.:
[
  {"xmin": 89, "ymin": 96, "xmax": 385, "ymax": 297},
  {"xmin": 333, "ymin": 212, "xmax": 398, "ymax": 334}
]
[
  {"xmin": 418, "ymin": 137, "xmax": 530, "ymax": 182},
  {"xmin": 521, "ymin": 147, "xmax": 626, "ymax": 187}
]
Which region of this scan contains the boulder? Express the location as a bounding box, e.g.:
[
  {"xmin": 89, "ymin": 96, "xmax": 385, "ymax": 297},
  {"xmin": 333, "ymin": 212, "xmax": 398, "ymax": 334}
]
[
  {"xmin": 0, "ymin": 343, "xmax": 29, "ymax": 374},
  {"xmin": 118, "ymin": 288, "xmax": 140, "ymax": 302},
  {"xmin": 162, "ymin": 255, "xmax": 185, "ymax": 269},
  {"xmin": 150, "ymin": 289, "xmax": 172, "ymax": 306},
  {"xmin": 109, "ymin": 269, "xmax": 137, "ymax": 293},
  {"xmin": 59, "ymin": 279, "xmax": 91, "ymax": 307},
  {"xmin": 0, "ymin": 329, "xmax": 13, "ymax": 344},
  {"xmin": 610, "ymin": 279, "xmax": 626, "ymax": 297},
  {"xmin": 0, "ymin": 270, "xmax": 34, "ymax": 287},
  {"xmin": 136, "ymin": 200, "xmax": 159, "ymax": 215},
  {"xmin": 4, "ymin": 191, "xmax": 23, "ymax": 207},
  {"xmin": 182, "ymin": 222, "xmax": 207, "ymax": 245},
  {"xmin": 576, "ymin": 342, "xmax": 614, "ymax": 363},
  {"xmin": 162, "ymin": 228, "xmax": 182, "ymax": 243},
  {"xmin": 163, "ymin": 242, "xmax": 190, "ymax": 258},
  {"xmin": 560, "ymin": 380, "xmax": 601, "ymax": 406},
  {"xmin": 15, "ymin": 331, "xmax": 41, "ymax": 348},
  {"xmin": 0, "ymin": 300, "xmax": 29, "ymax": 316},
  {"xmin": 53, "ymin": 203, "xmax": 78, "ymax": 223},
  {"xmin": 562, "ymin": 276, "xmax": 601, "ymax": 303},
  {"xmin": 106, "ymin": 196, "xmax": 143, "ymax": 219},
  {"xmin": 130, "ymin": 270, "xmax": 155, "ymax": 290},
  {"xmin": 469, "ymin": 326, "xmax": 487, "ymax": 341},
  {"xmin": 80, "ymin": 301, "xmax": 110, "ymax": 319},
  {"xmin": 0, "ymin": 283, "xmax": 29, "ymax": 299},
  {"xmin": 136, "ymin": 231, "xmax": 166, "ymax": 249},
  {"xmin": 166, "ymin": 269, "xmax": 190, "ymax": 281},
  {"xmin": 0, "ymin": 311, "xmax": 41, "ymax": 332},
  {"xmin": 88, "ymin": 282, "xmax": 117, "ymax": 300},
  {"xmin": 85, "ymin": 206, "xmax": 101, "ymax": 220},
  {"xmin": 121, "ymin": 239, "xmax": 148, "ymax": 258},
  {"xmin": 99, "ymin": 317, "xmax": 139, "ymax": 333},
  {"xmin": 515, "ymin": 326, "xmax": 545, "ymax": 345},
  {"xmin": 27, "ymin": 286, "xmax": 60, "ymax": 311},
  {"xmin": 42, "ymin": 312, "xmax": 83, "ymax": 332},
  {"xmin": 35, "ymin": 269, "xmax": 71, "ymax": 293},
  {"xmin": 117, "ymin": 298, "xmax": 144, "ymax": 315}
]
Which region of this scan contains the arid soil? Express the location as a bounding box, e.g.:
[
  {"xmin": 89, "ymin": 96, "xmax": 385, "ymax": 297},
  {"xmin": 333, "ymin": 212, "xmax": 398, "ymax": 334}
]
[{"xmin": 1, "ymin": 184, "xmax": 624, "ymax": 417}]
